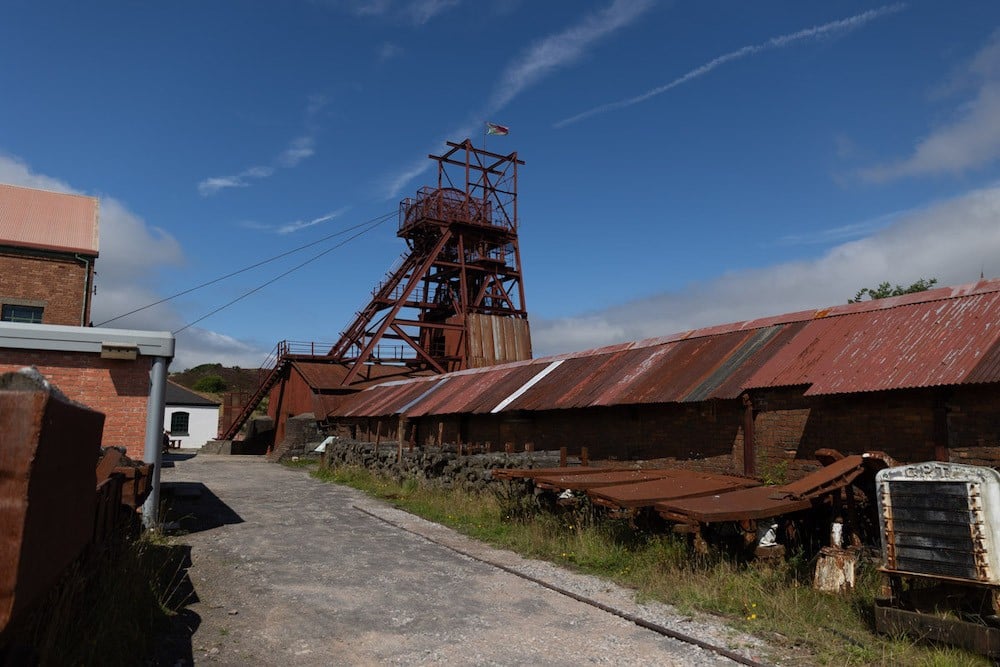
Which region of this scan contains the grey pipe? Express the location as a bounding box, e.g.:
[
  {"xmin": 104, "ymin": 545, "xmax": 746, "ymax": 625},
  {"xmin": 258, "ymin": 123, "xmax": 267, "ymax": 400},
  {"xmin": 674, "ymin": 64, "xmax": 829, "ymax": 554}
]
[{"xmin": 142, "ymin": 355, "xmax": 169, "ymax": 527}]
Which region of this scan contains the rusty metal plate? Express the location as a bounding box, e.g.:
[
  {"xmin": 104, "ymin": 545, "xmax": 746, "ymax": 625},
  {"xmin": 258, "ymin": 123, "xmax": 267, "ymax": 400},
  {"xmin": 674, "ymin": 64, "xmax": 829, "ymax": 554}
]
[
  {"xmin": 533, "ymin": 469, "xmax": 676, "ymax": 492},
  {"xmin": 589, "ymin": 472, "xmax": 760, "ymax": 510},
  {"xmin": 491, "ymin": 465, "xmax": 632, "ymax": 481},
  {"xmin": 656, "ymin": 486, "xmax": 813, "ymax": 523}
]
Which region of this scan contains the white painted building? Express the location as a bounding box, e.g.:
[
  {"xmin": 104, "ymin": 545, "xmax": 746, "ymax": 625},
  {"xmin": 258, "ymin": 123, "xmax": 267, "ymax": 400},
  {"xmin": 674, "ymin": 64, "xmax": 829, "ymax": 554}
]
[{"xmin": 165, "ymin": 381, "xmax": 220, "ymax": 449}]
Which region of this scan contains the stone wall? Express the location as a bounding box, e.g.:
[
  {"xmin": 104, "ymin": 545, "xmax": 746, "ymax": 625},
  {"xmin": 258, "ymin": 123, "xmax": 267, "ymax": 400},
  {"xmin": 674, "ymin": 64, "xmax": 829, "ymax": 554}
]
[{"xmin": 322, "ymin": 440, "xmax": 569, "ymax": 491}]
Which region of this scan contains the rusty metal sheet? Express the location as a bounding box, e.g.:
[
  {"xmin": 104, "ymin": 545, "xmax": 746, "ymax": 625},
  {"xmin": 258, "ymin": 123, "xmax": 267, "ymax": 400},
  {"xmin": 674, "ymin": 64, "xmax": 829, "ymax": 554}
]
[
  {"xmin": 533, "ymin": 469, "xmax": 676, "ymax": 492},
  {"xmin": 324, "ymin": 278, "xmax": 1000, "ymax": 422},
  {"xmin": 656, "ymin": 486, "xmax": 813, "ymax": 523},
  {"xmin": 491, "ymin": 465, "xmax": 632, "ymax": 481},
  {"xmin": 404, "ymin": 364, "xmax": 538, "ymax": 416},
  {"xmin": 338, "ymin": 378, "xmax": 441, "ymax": 417},
  {"xmin": 464, "ymin": 364, "xmax": 551, "ymax": 414},
  {"xmin": 466, "ymin": 314, "xmax": 532, "ymax": 367},
  {"xmin": 500, "ymin": 351, "xmax": 628, "ymax": 411},
  {"xmin": 291, "ymin": 361, "xmax": 424, "ymax": 391},
  {"xmin": 780, "ymin": 454, "xmax": 865, "ymax": 498},
  {"xmin": 745, "ymin": 287, "xmax": 1000, "ymax": 395},
  {"xmin": 588, "ymin": 471, "xmax": 760, "ymax": 510},
  {"xmin": 656, "ymin": 455, "xmax": 870, "ymax": 523},
  {"xmin": 1, "ymin": 371, "xmax": 104, "ymax": 633}
]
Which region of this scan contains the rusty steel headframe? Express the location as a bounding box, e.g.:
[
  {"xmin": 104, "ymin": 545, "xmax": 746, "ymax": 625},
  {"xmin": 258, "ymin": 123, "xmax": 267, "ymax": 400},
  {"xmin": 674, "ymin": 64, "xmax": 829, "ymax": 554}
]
[
  {"xmin": 330, "ymin": 139, "xmax": 530, "ymax": 383},
  {"xmin": 221, "ymin": 140, "xmax": 532, "ymax": 440}
]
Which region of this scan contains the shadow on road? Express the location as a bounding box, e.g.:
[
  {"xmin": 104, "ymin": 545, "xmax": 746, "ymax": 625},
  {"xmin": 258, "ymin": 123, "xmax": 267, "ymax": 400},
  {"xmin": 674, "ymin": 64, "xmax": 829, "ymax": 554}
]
[
  {"xmin": 149, "ymin": 543, "xmax": 201, "ymax": 666},
  {"xmin": 159, "ymin": 452, "xmax": 198, "ymax": 469},
  {"xmin": 161, "ymin": 481, "xmax": 245, "ymax": 534}
]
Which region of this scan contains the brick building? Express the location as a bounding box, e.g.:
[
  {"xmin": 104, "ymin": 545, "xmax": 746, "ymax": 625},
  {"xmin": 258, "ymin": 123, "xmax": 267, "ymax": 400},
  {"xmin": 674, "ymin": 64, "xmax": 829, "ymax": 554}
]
[
  {"xmin": 321, "ymin": 279, "xmax": 1000, "ymax": 478},
  {"xmin": 0, "ymin": 183, "xmax": 99, "ymax": 326},
  {"xmin": 0, "ymin": 324, "xmax": 174, "ymax": 459}
]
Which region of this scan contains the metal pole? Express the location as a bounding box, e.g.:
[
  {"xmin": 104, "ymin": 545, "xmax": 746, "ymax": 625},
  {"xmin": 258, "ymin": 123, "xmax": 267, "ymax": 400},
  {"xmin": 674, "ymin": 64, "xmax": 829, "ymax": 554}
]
[{"xmin": 142, "ymin": 355, "xmax": 169, "ymax": 527}]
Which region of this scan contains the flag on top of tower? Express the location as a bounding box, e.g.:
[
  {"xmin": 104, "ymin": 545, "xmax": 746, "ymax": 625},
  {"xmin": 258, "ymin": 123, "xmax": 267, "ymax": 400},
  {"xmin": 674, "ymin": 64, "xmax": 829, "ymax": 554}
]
[{"xmin": 486, "ymin": 122, "xmax": 509, "ymax": 136}]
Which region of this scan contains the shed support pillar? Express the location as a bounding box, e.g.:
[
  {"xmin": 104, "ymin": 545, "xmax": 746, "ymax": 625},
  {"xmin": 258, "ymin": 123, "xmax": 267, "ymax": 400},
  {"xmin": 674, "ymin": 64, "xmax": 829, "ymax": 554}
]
[{"xmin": 742, "ymin": 393, "xmax": 756, "ymax": 477}]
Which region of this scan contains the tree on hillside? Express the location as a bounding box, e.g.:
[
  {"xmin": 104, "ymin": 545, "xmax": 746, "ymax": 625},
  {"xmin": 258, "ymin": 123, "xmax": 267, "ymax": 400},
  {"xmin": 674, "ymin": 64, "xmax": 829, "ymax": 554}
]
[
  {"xmin": 848, "ymin": 278, "xmax": 938, "ymax": 304},
  {"xmin": 193, "ymin": 375, "xmax": 228, "ymax": 393}
]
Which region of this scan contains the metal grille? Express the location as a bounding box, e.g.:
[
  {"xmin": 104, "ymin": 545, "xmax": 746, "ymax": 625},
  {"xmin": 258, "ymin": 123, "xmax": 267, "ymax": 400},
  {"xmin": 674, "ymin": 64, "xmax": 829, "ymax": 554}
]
[{"xmin": 884, "ymin": 481, "xmax": 979, "ymax": 580}]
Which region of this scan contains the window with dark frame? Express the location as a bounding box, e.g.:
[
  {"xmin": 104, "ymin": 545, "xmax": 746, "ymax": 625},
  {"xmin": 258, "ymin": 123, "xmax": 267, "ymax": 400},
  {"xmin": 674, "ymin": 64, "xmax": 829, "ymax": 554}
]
[
  {"xmin": 1, "ymin": 304, "xmax": 44, "ymax": 323},
  {"xmin": 170, "ymin": 411, "xmax": 190, "ymax": 436}
]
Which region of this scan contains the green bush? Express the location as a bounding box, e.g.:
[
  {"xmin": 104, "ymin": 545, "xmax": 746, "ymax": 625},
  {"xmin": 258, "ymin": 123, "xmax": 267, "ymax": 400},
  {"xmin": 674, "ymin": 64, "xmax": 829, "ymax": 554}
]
[{"xmin": 193, "ymin": 375, "xmax": 227, "ymax": 393}]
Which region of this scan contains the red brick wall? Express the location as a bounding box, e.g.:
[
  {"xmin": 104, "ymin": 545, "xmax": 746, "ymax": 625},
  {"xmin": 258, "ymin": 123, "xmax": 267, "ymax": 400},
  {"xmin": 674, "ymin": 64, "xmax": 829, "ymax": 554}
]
[
  {"xmin": 0, "ymin": 350, "xmax": 151, "ymax": 458},
  {"xmin": 0, "ymin": 250, "xmax": 91, "ymax": 326},
  {"xmin": 347, "ymin": 400, "xmax": 745, "ymax": 474},
  {"xmin": 946, "ymin": 385, "xmax": 1000, "ymax": 466},
  {"xmin": 749, "ymin": 387, "xmax": 940, "ymax": 478}
]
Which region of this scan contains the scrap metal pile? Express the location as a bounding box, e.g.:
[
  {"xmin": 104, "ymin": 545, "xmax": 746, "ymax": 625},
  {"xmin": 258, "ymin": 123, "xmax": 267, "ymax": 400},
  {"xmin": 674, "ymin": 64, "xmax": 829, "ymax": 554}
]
[{"xmin": 494, "ymin": 448, "xmax": 895, "ymax": 555}]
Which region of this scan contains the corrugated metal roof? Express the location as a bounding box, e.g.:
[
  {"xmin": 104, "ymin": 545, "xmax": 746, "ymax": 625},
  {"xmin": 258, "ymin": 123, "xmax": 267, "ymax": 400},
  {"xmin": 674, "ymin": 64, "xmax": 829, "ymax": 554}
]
[
  {"xmin": 290, "ymin": 361, "xmax": 425, "ymax": 391},
  {"xmin": 745, "ymin": 288, "xmax": 1000, "ymax": 395},
  {"xmin": 0, "ymin": 183, "xmax": 99, "ymax": 255},
  {"xmin": 328, "ymin": 278, "xmax": 1000, "ymax": 419}
]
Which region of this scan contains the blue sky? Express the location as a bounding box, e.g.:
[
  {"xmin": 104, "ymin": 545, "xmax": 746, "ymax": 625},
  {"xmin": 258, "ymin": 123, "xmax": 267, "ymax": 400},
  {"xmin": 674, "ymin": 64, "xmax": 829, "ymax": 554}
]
[{"xmin": 3, "ymin": 1, "xmax": 1000, "ymax": 370}]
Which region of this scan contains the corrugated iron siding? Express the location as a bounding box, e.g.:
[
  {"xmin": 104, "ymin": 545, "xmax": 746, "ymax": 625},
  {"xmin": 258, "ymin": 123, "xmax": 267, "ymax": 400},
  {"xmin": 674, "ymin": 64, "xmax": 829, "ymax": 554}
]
[
  {"xmin": 466, "ymin": 314, "xmax": 531, "ymax": 367},
  {"xmin": 328, "ymin": 279, "xmax": 1000, "ymax": 419}
]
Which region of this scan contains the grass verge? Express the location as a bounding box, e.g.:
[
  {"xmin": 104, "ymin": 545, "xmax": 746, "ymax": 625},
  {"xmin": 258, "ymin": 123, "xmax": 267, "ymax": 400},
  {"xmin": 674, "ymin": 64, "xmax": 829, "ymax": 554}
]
[
  {"xmin": 310, "ymin": 462, "xmax": 990, "ymax": 667},
  {"xmin": 2, "ymin": 528, "xmax": 191, "ymax": 666}
]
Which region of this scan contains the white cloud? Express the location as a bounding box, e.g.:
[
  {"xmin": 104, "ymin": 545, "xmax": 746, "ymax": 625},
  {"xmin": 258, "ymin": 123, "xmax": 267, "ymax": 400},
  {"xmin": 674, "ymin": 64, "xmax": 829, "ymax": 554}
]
[
  {"xmin": 555, "ymin": 3, "xmax": 905, "ymax": 128},
  {"xmin": 277, "ymin": 207, "xmax": 350, "ymax": 234},
  {"xmin": 860, "ymin": 31, "xmax": 1000, "ymax": 182},
  {"xmin": 407, "ymin": 0, "xmax": 460, "ymax": 25},
  {"xmin": 199, "ymin": 97, "xmax": 323, "ymax": 197},
  {"xmin": 378, "ymin": 41, "xmax": 404, "ymax": 61},
  {"xmin": 490, "ymin": 0, "xmax": 654, "ymax": 111},
  {"xmin": 277, "ymin": 136, "xmax": 316, "ymax": 168},
  {"xmin": 380, "ymin": 0, "xmax": 651, "ymax": 198},
  {"xmin": 197, "ymin": 166, "xmax": 274, "ymax": 196},
  {"xmin": 312, "ymin": 0, "xmax": 458, "ymax": 25},
  {"xmin": 531, "ymin": 184, "xmax": 1000, "ymax": 356},
  {"xmin": 0, "ymin": 153, "xmax": 270, "ymax": 370}
]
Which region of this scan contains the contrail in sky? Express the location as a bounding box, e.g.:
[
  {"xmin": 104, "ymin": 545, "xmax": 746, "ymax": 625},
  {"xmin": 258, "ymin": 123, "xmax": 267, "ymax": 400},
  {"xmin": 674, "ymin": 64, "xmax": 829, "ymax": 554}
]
[{"xmin": 553, "ymin": 3, "xmax": 906, "ymax": 129}]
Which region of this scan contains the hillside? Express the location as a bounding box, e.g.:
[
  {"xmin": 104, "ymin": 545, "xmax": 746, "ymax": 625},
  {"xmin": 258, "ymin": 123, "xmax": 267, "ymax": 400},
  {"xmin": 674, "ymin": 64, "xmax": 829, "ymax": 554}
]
[{"xmin": 170, "ymin": 363, "xmax": 261, "ymax": 396}]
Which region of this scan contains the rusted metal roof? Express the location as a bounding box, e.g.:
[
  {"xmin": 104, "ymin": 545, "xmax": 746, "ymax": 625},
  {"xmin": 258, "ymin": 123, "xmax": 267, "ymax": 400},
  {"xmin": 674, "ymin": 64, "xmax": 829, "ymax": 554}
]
[
  {"xmin": 745, "ymin": 286, "xmax": 1000, "ymax": 395},
  {"xmin": 327, "ymin": 278, "xmax": 1000, "ymax": 419},
  {"xmin": 407, "ymin": 363, "xmax": 544, "ymax": 416},
  {"xmin": 0, "ymin": 183, "xmax": 99, "ymax": 256},
  {"xmin": 290, "ymin": 361, "xmax": 426, "ymax": 392}
]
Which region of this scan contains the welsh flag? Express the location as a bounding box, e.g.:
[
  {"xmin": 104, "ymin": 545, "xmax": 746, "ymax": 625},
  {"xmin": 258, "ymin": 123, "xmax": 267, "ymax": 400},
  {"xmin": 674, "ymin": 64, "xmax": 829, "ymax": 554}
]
[{"xmin": 486, "ymin": 122, "xmax": 509, "ymax": 136}]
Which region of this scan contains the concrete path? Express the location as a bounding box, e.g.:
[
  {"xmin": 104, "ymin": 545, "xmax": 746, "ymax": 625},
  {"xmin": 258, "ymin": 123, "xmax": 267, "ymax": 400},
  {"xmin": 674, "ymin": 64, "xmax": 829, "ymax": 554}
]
[{"xmin": 159, "ymin": 455, "xmax": 768, "ymax": 666}]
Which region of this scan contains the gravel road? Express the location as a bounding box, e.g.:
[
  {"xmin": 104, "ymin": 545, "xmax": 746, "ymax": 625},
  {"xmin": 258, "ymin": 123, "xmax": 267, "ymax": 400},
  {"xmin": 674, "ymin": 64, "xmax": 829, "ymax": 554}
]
[{"xmin": 157, "ymin": 454, "xmax": 776, "ymax": 666}]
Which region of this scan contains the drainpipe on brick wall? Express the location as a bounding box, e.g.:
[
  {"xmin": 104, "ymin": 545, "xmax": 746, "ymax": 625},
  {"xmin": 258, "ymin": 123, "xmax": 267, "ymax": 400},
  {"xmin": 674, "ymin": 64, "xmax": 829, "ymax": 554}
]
[
  {"xmin": 742, "ymin": 393, "xmax": 756, "ymax": 477},
  {"xmin": 73, "ymin": 254, "xmax": 92, "ymax": 326},
  {"xmin": 142, "ymin": 355, "xmax": 169, "ymax": 527}
]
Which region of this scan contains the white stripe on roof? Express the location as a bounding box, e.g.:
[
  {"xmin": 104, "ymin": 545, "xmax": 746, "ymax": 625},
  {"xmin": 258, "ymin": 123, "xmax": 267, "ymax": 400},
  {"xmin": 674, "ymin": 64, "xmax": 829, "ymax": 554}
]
[{"xmin": 490, "ymin": 360, "xmax": 564, "ymax": 414}]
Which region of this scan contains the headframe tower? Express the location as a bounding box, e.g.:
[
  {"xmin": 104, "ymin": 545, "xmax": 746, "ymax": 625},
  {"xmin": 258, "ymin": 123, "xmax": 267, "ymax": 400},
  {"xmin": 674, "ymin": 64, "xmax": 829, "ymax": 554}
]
[{"xmin": 329, "ymin": 139, "xmax": 531, "ymax": 384}]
